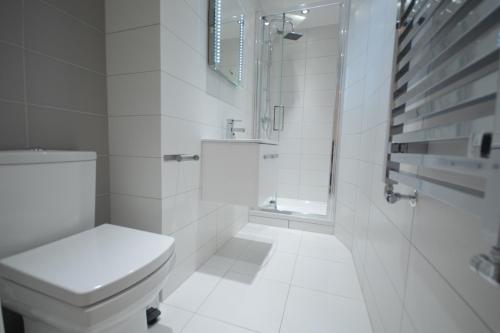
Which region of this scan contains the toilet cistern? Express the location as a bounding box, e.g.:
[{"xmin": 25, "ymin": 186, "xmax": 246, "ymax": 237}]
[{"xmin": 225, "ymin": 118, "xmax": 246, "ymax": 139}]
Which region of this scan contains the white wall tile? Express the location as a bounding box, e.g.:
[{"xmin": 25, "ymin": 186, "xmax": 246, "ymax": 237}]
[
  {"xmin": 110, "ymin": 156, "xmax": 162, "ymax": 198},
  {"xmin": 400, "ymin": 311, "xmax": 417, "ymax": 333},
  {"xmin": 298, "ymin": 185, "xmax": 329, "ymax": 202},
  {"xmin": 162, "ymin": 27, "xmax": 206, "ymax": 89},
  {"xmin": 337, "ymin": 158, "xmax": 359, "ymax": 185},
  {"xmin": 107, "ymin": 71, "xmax": 162, "ymax": 116},
  {"xmin": 335, "ymin": 201, "xmax": 355, "ymax": 234},
  {"xmin": 364, "ymin": 243, "xmax": 403, "ymax": 333},
  {"xmin": 278, "ymin": 154, "xmax": 301, "ymax": 170},
  {"xmin": 105, "ymin": 0, "xmax": 160, "ymax": 33},
  {"xmin": 110, "ymin": 194, "xmax": 163, "ymax": 233},
  {"xmin": 307, "ymin": 38, "xmax": 338, "ymax": 58},
  {"xmin": 367, "ymin": 204, "xmax": 410, "ymax": 298},
  {"xmin": 108, "ymin": 116, "xmax": 162, "ymax": 157},
  {"xmin": 301, "ymin": 139, "xmax": 332, "ymax": 155},
  {"xmin": 307, "ymin": 25, "xmax": 339, "ymax": 41},
  {"xmin": 300, "ymin": 170, "xmax": 329, "ymax": 187},
  {"xmin": 279, "ymin": 169, "xmax": 300, "ymax": 185},
  {"xmin": 334, "ymin": 223, "xmax": 354, "ymax": 249},
  {"xmin": 106, "ymin": 25, "xmax": 161, "ymax": 75},
  {"xmin": 306, "ymin": 56, "xmax": 337, "ymax": 74},
  {"xmin": 412, "ymin": 195, "xmax": 500, "ymax": 332},
  {"xmin": 302, "ymin": 122, "xmax": 333, "ymax": 139},
  {"xmin": 107, "ymin": 0, "xmax": 258, "ymax": 299},
  {"xmin": 404, "ymin": 248, "xmax": 491, "ymax": 333},
  {"xmin": 161, "ymin": 0, "xmax": 206, "ymax": 55},
  {"xmin": 305, "ymin": 73, "xmax": 337, "ymax": 91},
  {"xmin": 305, "ymin": 106, "xmax": 334, "ymax": 123},
  {"xmin": 300, "ymin": 155, "xmax": 330, "ymax": 171}
]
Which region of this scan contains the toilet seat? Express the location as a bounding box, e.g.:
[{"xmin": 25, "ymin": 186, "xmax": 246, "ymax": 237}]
[{"xmin": 0, "ymin": 224, "xmax": 176, "ymax": 333}]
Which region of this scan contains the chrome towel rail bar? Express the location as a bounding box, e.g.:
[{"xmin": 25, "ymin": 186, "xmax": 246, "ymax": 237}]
[
  {"xmin": 163, "ymin": 154, "xmax": 200, "ymax": 162},
  {"xmin": 386, "ymin": 0, "xmax": 500, "ymax": 286}
]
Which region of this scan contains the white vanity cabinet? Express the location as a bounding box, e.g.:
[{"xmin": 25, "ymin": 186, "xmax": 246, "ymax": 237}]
[{"xmin": 201, "ymin": 139, "xmax": 279, "ymax": 207}]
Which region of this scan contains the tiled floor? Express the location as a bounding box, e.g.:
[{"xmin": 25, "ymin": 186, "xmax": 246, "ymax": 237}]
[{"xmin": 152, "ymin": 223, "xmax": 372, "ymax": 333}]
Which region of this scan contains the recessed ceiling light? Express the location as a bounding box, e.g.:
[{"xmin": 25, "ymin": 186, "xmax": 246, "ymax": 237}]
[
  {"xmin": 301, "ymin": 9, "xmax": 309, "ymax": 14},
  {"xmin": 264, "ymin": 21, "xmax": 270, "ymax": 26}
]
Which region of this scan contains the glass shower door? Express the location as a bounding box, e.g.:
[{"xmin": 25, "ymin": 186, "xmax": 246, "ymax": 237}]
[
  {"xmin": 255, "ymin": 14, "xmax": 287, "ymax": 210},
  {"xmin": 255, "ymin": 8, "xmax": 340, "ymax": 217}
]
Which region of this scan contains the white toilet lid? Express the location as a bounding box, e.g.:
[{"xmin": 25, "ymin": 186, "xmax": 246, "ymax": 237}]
[{"xmin": 0, "ymin": 224, "xmax": 175, "ymax": 307}]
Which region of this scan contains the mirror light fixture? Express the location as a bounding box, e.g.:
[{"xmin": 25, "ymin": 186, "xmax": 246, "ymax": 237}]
[
  {"xmin": 238, "ymin": 15, "xmax": 245, "ymax": 83},
  {"xmin": 214, "ymin": 0, "xmax": 222, "ymax": 65}
]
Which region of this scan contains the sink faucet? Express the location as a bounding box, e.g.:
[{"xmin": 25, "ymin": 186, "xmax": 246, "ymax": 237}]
[{"xmin": 225, "ymin": 119, "xmax": 246, "ymax": 139}]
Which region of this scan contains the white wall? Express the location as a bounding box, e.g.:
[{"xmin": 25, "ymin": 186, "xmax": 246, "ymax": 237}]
[
  {"xmin": 272, "ymin": 24, "xmax": 339, "ymax": 203},
  {"xmin": 106, "ymin": 0, "xmax": 258, "ymax": 295},
  {"xmin": 335, "ymin": 1, "xmax": 500, "ymax": 333}
]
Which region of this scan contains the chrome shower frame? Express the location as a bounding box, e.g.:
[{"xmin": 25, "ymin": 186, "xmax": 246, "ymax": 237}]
[{"xmin": 252, "ymin": 0, "xmax": 349, "ymax": 222}]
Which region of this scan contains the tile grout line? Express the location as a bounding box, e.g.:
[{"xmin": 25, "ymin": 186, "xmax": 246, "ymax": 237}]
[
  {"xmin": 21, "ymin": 0, "xmax": 29, "ymax": 148},
  {"xmin": 24, "ymin": 47, "xmax": 106, "ymax": 76},
  {"xmin": 38, "ymin": 0, "xmax": 104, "ymax": 33},
  {"xmin": 106, "ymin": 23, "xmax": 160, "ymax": 35},
  {"xmin": 277, "ymin": 230, "xmax": 303, "ymax": 332},
  {"xmin": 185, "ymin": 313, "xmax": 261, "ymax": 333},
  {"xmin": 186, "ymin": 233, "xmax": 254, "ymax": 315},
  {"xmin": 161, "ymin": 304, "xmax": 195, "ymax": 333},
  {"xmin": 172, "ymin": 227, "xmax": 280, "ymax": 332}
]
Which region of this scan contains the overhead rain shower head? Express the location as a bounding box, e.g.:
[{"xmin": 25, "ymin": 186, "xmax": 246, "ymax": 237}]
[{"xmin": 284, "ymin": 31, "xmax": 303, "ymax": 40}]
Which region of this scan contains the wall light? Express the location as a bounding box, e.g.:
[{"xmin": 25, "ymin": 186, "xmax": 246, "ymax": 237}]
[
  {"xmin": 238, "ymin": 15, "xmax": 245, "ymax": 83},
  {"xmin": 214, "ymin": 0, "xmax": 222, "ymax": 65}
]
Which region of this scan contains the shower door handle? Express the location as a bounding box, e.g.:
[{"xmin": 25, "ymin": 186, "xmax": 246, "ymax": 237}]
[{"xmin": 273, "ymin": 105, "xmax": 285, "ymax": 131}]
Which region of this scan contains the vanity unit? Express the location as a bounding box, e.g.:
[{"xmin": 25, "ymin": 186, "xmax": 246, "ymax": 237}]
[{"xmin": 201, "ymin": 139, "xmax": 279, "ymax": 207}]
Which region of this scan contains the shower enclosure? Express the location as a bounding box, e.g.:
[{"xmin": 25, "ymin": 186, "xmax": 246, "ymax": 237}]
[{"xmin": 253, "ymin": 3, "xmax": 345, "ymax": 222}]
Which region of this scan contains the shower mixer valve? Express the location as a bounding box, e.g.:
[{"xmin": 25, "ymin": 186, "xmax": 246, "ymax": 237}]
[
  {"xmin": 384, "ymin": 185, "xmax": 418, "ymax": 207},
  {"xmin": 226, "ymin": 119, "xmax": 246, "ymax": 139}
]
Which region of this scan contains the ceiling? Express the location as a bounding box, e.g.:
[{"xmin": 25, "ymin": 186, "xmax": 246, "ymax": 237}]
[
  {"xmin": 258, "ymin": 0, "xmax": 342, "ymax": 28},
  {"xmin": 258, "ymin": 0, "xmax": 341, "ymax": 13}
]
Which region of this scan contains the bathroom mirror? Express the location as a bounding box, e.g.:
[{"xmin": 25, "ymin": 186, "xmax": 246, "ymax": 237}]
[{"xmin": 208, "ymin": 0, "xmax": 245, "ymax": 86}]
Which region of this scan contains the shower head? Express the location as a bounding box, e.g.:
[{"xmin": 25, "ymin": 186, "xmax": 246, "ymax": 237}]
[{"xmin": 284, "ymin": 31, "xmax": 303, "ymax": 40}]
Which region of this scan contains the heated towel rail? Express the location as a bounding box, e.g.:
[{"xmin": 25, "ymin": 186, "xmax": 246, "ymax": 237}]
[{"xmin": 385, "ymin": 0, "xmax": 500, "ymax": 286}]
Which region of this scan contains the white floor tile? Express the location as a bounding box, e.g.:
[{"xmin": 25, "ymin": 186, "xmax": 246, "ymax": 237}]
[
  {"xmin": 280, "ymin": 287, "xmax": 372, "ymax": 333},
  {"xmin": 202, "ymin": 254, "xmax": 236, "ymax": 274},
  {"xmin": 250, "ymin": 225, "xmax": 303, "ymax": 254},
  {"xmin": 198, "ymin": 272, "xmax": 290, "ymax": 333},
  {"xmin": 299, "ymin": 231, "xmax": 353, "ymax": 262},
  {"xmin": 180, "ymin": 315, "xmax": 256, "ymax": 333},
  {"xmin": 165, "ymin": 265, "xmax": 225, "ymax": 312},
  {"xmin": 161, "ymin": 224, "xmax": 370, "ymax": 333},
  {"xmin": 216, "ymin": 236, "xmax": 252, "ymax": 260},
  {"xmin": 232, "ymin": 251, "xmax": 297, "ymax": 284},
  {"xmin": 150, "ymin": 304, "xmax": 194, "ymax": 333},
  {"xmin": 292, "ymin": 256, "xmax": 363, "ymax": 299}
]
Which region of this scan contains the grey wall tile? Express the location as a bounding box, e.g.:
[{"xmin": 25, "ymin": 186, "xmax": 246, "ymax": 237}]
[
  {"xmin": 0, "ymin": 0, "xmax": 23, "ymax": 45},
  {"xmin": 95, "ymin": 194, "xmax": 110, "ymax": 225},
  {"xmin": 43, "ymin": 0, "xmax": 105, "ymax": 31},
  {"xmin": 0, "ymin": 43, "xmax": 24, "ymax": 102},
  {"xmin": 26, "ymin": 52, "xmax": 106, "ymax": 115},
  {"xmin": 0, "ymin": 101, "xmax": 26, "ymax": 149},
  {"xmin": 96, "ymin": 155, "xmax": 110, "ymax": 195},
  {"xmin": 25, "ymin": 0, "xmax": 105, "ymax": 73},
  {"xmin": 28, "ymin": 105, "xmax": 108, "ymax": 154}
]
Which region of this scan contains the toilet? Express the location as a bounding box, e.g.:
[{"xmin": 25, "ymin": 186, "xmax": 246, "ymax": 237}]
[{"xmin": 0, "ymin": 150, "xmax": 176, "ymax": 333}]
